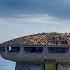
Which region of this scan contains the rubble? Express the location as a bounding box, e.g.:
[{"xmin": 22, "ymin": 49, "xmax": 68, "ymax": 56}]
[{"xmin": 20, "ymin": 32, "xmax": 70, "ymax": 45}]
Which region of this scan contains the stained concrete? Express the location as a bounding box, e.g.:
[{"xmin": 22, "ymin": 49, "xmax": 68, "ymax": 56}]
[
  {"xmin": 1, "ymin": 45, "xmax": 70, "ymax": 70},
  {"xmin": 45, "ymin": 60, "xmax": 56, "ymax": 70},
  {"xmin": 15, "ymin": 62, "xmax": 44, "ymax": 70}
]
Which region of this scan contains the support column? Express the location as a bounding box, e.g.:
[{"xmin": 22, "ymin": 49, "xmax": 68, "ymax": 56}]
[
  {"xmin": 45, "ymin": 60, "xmax": 56, "ymax": 70},
  {"xmin": 15, "ymin": 62, "xmax": 29, "ymax": 70},
  {"xmin": 56, "ymin": 63, "xmax": 58, "ymax": 70}
]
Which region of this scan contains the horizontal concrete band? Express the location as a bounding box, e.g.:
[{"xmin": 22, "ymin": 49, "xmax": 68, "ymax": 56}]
[
  {"xmin": 1, "ymin": 45, "xmax": 70, "ymax": 62},
  {"xmin": 15, "ymin": 60, "xmax": 70, "ymax": 70}
]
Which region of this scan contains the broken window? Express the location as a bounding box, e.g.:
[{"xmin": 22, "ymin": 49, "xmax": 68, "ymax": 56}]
[
  {"xmin": 48, "ymin": 47, "xmax": 69, "ymax": 53},
  {"xmin": 7, "ymin": 47, "xmax": 20, "ymax": 52},
  {"xmin": 24, "ymin": 47, "xmax": 43, "ymax": 53}
]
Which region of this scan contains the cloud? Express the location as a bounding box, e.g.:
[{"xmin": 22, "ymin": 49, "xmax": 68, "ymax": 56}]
[
  {"xmin": 0, "ymin": 14, "xmax": 70, "ymax": 30},
  {"xmin": 0, "ymin": 0, "xmax": 70, "ymax": 19},
  {"xmin": 0, "ymin": 14, "xmax": 61, "ymax": 24},
  {"xmin": 0, "ymin": 14, "xmax": 70, "ymax": 43},
  {"xmin": 59, "ymin": 0, "xmax": 70, "ymax": 3},
  {"xmin": 0, "ymin": 14, "xmax": 65, "ymax": 24},
  {"xmin": 58, "ymin": 0, "xmax": 70, "ymax": 3}
]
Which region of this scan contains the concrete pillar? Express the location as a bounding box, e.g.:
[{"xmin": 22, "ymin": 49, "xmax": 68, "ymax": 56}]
[
  {"xmin": 15, "ymin": 62, "xmax": 44, "ymax": 70},
  {"xmin": 45, "ymin": 60, "xmax": 56, "ymax": 70}
]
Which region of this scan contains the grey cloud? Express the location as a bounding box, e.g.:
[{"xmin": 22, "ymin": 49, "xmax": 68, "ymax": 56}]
[{"xmin": 0, "ymin": 0, "xmax": 70, "ymax": 19}]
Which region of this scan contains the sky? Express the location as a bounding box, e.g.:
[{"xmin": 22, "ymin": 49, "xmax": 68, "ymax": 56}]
[{"xmin": 0, "ymin": 0, "xmax": 70, "ymax": 70}]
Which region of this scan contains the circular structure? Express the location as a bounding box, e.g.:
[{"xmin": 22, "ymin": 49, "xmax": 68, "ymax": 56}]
[
  {"xmin": 0, "ymin": 32, "xmax": 70, "ymax": 70},
  {"xmin": 1, "ymin": 32, "xmax": 70, "ymax": 46}
]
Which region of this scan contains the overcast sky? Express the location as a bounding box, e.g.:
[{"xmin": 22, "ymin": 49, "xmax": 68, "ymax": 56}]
[
  {"xmin": 0, "ymin": 0, "xmax": 70, "ymax": 70},
  {"xmin": 0, "ymin": 0, "xmax": 70, "ymax": 43}
]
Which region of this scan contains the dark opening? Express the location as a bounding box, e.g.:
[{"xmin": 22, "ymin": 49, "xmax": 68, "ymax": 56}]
[
  {"xmin": 7, "ymin": 47, "xmax": 20, "ymax": 52},
  {"xmin": 0, "ymin": 47, "xmax": 5, "ymax": 52},
  {"xmin": 48, "ymin": 47, "xmax": 69, "ymax": 53},
  {"xmin": 24, "ymin": 47, "xmax": 43, "ymax": 53},
  {"xmin": 56, "ymin": 63, "xmax": 58, "ymax": 70}
]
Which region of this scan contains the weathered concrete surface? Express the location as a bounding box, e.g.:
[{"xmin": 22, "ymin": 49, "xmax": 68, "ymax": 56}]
[
  {"xmin": 58, "ymin": 64, "xmax": 70, "ymax": 70},
  {"xmin": 45, "ymin": 60, "xmax": 56, "ymax": 70},
  {"xmin": 1, "ymin": 45, "xmax": 70, "ymax": 62},
  {"xmin": 15, "ymin": 62, "xmax": 44, "ymax": 70}
]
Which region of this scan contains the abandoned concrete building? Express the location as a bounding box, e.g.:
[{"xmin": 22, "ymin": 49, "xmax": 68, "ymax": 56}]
[{"xmin": 0, "ymin": 32, "xmax": 70, "ymax": 70}]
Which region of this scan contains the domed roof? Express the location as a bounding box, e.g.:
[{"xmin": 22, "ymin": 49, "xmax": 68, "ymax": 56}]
[{"xmin": 0, "ymin": 32, "xmax": 70, "ymax": 46}]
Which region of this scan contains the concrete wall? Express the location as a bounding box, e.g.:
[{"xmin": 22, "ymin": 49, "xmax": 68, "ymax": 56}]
[
  {"xmin": 58, "ymin": 64, "xmax": 70, "ymax": 70},
  {"xmin": 1, "ymin": 45, "xmax": 70, "ymax": 70},
  {"xmin": 45, "ymin": 60, "xmax": 56, "ymax": 70},
  {"xmin": 15, "ymin": 62, "xmax": 44, "ymax": 70},
  {"xmin": 1, "ymin": 45, "xmax": 70, "ymax": 62}
]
